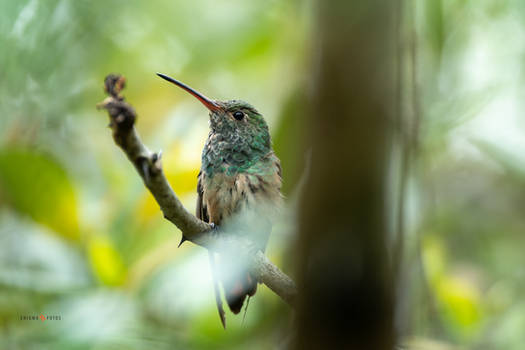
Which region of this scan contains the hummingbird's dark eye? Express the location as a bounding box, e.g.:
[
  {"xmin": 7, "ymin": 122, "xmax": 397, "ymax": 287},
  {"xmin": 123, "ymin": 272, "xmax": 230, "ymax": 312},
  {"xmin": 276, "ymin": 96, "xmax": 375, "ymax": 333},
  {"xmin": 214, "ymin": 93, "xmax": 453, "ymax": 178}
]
[{"xmin": 233, "ymin": 111, "xmax": 244, "ymax": 121}]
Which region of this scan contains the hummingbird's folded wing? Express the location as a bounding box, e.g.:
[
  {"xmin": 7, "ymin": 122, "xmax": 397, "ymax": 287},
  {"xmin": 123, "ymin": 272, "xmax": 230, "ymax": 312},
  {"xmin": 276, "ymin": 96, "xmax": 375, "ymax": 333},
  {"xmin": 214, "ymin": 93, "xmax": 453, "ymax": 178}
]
[{"xmin": 197, "ymin": 170, "xmax": 226, "ymax": 328}]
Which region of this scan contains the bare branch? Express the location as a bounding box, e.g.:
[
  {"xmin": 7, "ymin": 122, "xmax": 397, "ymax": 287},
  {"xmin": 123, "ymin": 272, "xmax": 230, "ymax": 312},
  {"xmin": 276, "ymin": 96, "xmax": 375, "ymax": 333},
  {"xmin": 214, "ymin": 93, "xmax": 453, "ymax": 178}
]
[{"xmin": 96, "ymin": 74, "xmax": 297, "ymax": 307}]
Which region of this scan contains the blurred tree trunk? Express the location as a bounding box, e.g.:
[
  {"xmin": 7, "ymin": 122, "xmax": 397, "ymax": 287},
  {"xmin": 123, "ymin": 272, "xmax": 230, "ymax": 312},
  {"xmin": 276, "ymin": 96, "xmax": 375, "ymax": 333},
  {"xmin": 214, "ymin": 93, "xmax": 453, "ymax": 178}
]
[{"xmin": 293, "ymin": 0, "xmax": 397, "ymax": 349}]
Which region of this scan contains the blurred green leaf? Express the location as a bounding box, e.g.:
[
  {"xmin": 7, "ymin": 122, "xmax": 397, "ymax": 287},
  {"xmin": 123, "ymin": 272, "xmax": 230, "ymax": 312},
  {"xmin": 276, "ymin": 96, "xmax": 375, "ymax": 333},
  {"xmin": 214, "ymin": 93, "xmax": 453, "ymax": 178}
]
[
  {"xmin": 425, "ymin": 0, "xmax": 445, "ymax": 68},
  {"xmin": 0, "ymin": 148, "xmax": 79, "ymax": 240}
]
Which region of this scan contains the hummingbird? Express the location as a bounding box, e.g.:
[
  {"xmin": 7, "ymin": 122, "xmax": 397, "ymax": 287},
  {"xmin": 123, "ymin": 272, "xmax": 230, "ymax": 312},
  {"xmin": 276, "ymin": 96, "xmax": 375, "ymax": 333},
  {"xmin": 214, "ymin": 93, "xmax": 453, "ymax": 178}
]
[{"xmin": 157, "ymin": 73, "xmax": 282, "ymax": 328}]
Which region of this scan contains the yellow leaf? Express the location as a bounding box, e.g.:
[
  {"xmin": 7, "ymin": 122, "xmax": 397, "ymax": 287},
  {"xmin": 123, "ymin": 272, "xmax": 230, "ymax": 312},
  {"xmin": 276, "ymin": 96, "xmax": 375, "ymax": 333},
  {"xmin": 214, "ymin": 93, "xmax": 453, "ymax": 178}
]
[
  {"xmin": 437, "ymin": 276, "xmax": 482, "ymax": 337},
  {"xmin": 88, "ymin": 235, "xmax": 126, "ymax": 286}
]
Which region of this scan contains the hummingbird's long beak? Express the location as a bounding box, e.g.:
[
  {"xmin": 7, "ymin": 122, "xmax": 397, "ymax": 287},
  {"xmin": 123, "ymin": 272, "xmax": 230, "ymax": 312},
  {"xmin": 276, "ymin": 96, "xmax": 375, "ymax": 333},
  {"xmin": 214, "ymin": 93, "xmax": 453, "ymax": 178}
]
[{"xmin": 156, "ymin": 73, "xmax": 221, "ymax": 112}]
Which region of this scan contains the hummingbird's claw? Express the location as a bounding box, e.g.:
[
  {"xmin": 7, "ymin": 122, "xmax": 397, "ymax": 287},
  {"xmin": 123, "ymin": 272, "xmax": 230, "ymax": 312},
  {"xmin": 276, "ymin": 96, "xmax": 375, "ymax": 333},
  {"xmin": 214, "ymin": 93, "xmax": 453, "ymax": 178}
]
[{"xmin": 210, "ymin": 223, "xmax": 220, "ymax": 236}]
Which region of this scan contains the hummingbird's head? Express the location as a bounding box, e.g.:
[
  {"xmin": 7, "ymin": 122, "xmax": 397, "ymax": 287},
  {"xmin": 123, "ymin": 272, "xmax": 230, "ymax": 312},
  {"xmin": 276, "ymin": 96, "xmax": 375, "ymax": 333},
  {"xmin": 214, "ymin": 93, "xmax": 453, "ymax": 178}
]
[{"xmin": 157, "ymin": 73, "xmax": 271, "ymax": 153}]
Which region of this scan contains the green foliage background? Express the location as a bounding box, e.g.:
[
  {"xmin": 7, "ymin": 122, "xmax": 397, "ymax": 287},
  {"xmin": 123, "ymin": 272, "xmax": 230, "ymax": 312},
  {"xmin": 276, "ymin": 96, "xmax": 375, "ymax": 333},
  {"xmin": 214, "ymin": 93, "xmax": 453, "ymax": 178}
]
[{"xmin": 0, "ymin": 0, "xmax": 524, "ymax": 349}]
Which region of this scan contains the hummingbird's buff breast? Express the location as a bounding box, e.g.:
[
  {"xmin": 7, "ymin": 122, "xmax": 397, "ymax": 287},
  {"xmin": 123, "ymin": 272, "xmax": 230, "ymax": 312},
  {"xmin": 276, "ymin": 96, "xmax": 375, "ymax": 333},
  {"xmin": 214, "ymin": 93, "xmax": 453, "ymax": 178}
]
[{"xmin": 201, "ymin": 154, "xmax": 282, "ymax": 226}]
